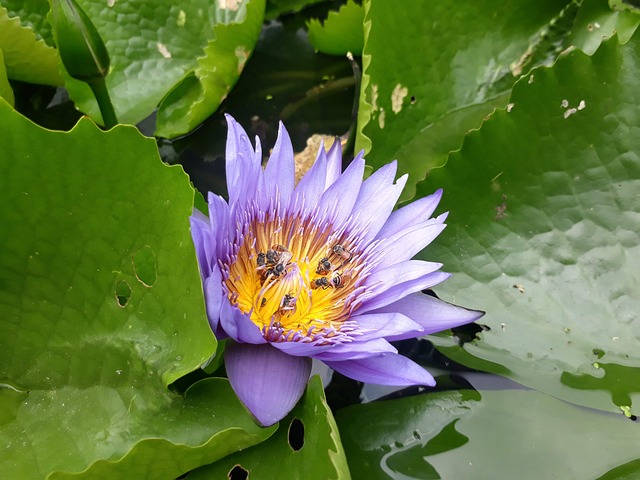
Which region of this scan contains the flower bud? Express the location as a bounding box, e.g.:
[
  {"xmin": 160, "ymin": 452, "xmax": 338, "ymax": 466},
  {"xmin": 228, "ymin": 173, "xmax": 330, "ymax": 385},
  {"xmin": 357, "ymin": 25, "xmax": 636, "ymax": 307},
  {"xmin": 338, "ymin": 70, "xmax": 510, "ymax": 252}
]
[{"xmin": 51, "ymin": 0, "xmax": 110, "ymax": 82}]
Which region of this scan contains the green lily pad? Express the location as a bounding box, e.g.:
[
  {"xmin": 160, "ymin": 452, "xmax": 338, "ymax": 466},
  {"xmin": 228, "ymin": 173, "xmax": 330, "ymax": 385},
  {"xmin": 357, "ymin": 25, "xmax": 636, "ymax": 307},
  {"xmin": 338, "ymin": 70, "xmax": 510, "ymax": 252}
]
[
  {"xmin": 60, "ymin": 0, "xmax": 263, "ymax": 134},
  {"xmin": 568, "ymin": 0, "xmax": 640, "ymax": 55},
  {"xmin": 0, "ymin": 3, "xmax": 64, "ymax": 85},
  {"xmin": 417, "ymin": 34, "xmax": 640, "ymax": 414},
  {"xmin": 336, "ymin": 389, "xmax": 640, "ymax": 479},
  {"xmin": 0, "ymin": 102, "xmax": 274, "ymax": 478},
  {"xmin": 187, "ymin": 376, "xmax": 351, "ymax": 480},
  {"xmin": 356, "ymin": 0, "xmax": 577, "ymax": 200},
  {"xmin": 155, "ymin": 0, "xmax": 265, "ymax": 138},
  {"xmin": 307, "ymin": 0, "xmax": 364, "ymax": 56},
  {"xmin": 0, "ymin": 48, "xmax": 14, "ymax": 105}
]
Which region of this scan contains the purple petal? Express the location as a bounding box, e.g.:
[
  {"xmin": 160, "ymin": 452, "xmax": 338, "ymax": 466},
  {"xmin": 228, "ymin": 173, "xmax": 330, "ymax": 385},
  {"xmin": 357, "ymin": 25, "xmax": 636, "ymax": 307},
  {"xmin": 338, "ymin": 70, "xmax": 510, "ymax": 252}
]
[
  {"xmin": 374, "ymin": 221, "xmax": 447, "ymax": 270},
  {"xmin": 311, "ymin": 338, "xmax": 396, "ymax": 361},
  {"xmin": 225, "ymin": 342, "xmax": 312, "ymax": 426},
  {"xmin": 325, "ymin": 353, "xmax": 436, "ymax": 386},
  {"xmin": 317, "ymin": 153, "xmax": 365, "ymax": 227},
  {"xmin": 377, "ymin": 189, "xmax": 443, "ymax": 240},
  {"xmin": 263, "ymin": 122, "xmax": 295, "ymax": 206},
  {"xmin": 353, "ymin": 312, "xmax": 423, "ymax": 341},
  {"xmin": 359, "ymin": 271, "xmax": 451, "ymax": 314},
  {"xmin": 190, "ymin": 210, "xmax": 214, "ymax": 279},
  {"xmin": 203, "ymin": 270, "xmax": 227, "ymax": 339},
  {"xmin": 364, "ymin": 260, "xmax": 443, "ymax": 291},
  {"xmin": 351, "ymin": 161, "xmax": 408, "ymax": 242},
  {"xmin": 324, "ymin": 138, "xmax": 343, "ymax": 188},
  {"xmin": 271, "ymin": 340, "xmax": 335, "ymax": 357},
  {"xmin": 219, "ymin": 300, "xmax": 267, "ymax": 345},
  {"xmin": 289, "ymin": 141, "xmax": 329, "ymax": 216},
  {"xmin": 369, "ymin": 292, "xmax": 485, "ymax": 340},
  {"xmin": 207, "ymin": 193, "xmax": 231, "ymax": 261},
  {"xmin": 225, "ymin": 115, "xmax": 261, "ymax": 208}
]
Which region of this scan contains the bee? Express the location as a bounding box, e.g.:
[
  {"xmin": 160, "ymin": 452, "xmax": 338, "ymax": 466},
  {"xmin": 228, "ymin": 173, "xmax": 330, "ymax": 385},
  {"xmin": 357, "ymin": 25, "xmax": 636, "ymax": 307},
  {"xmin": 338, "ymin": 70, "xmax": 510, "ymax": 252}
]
[
  {"xmin": 316, "ymin": 257, "xmax": 332, "ymax": 275},
  {"xmin": 257, "ymin": 244, "xmax": 293, "ymax": 281},
  {"xmin": 278, "ymin": 294, "xmax": 297, "ymax": 315},
  {"xmin": 332, "ymin": 244, "xmax": 352, "ymax": 262},
  {"xmin": 331, "ymin": 244, "xmax": 353, "ymax": 269},
  {"xmin": 311, "ymin": 277, "xmax": 330, "ymax": 289},
  {"xmin": 330, "ymin": 272, "xmax": 349, "ymax": 289}
]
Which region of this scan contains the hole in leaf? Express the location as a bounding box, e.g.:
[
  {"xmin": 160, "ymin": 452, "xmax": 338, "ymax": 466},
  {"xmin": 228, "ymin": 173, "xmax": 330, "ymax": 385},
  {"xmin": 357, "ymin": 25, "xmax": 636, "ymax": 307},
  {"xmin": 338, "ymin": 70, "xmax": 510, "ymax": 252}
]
[
  {"xmin": 288, "ymin": 417, "xmax": 304, "ymax": 451},
  {"xmin": 115, "ymin": 280, "xmax": 131, "ymax": 307},
  {"xmin": 228, "ymin": 465, "xmax": 249, "ymax": 480},
  {"xmin": 132, "ymin": 245, "xmax": 157, "ymax": 287}
]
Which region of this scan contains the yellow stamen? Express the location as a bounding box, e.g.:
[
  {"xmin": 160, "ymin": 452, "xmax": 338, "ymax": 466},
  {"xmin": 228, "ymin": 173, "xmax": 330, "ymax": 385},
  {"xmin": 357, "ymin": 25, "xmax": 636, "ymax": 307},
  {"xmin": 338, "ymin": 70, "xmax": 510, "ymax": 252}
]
[{"xmin": 225, "ymin": 212, "xmax": 360, "ymax": 340}]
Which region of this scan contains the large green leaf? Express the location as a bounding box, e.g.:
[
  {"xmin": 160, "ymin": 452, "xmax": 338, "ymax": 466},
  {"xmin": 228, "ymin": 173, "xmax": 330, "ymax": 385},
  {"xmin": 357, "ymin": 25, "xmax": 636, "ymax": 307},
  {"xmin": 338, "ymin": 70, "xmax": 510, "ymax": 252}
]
[
  {"xmin": 418, "ymin": 34, "xmax": 640, "ymax": 414},
  {"xmin": 356, "ymin": 0, "xmax": 576, "ymax": 200},
  {"xmin": 187, "ymin": 376, "xmax": 351, "ymax": 480},
  {"xmin": 154, "ymin": 0, "xmax": 265, "ymax": 138},
  {"xmin": 0, "ymin": 48, "xmax": 14, "ymax": 105},
  {"xmin": 0, "ymin": 3, "xmax": 64, "ymax": 85},
  {"xmin": 0, "ymin": 102, "xmax": 274, "ymax": 478},
  {"xmin": 61, "ymin": 0, "xmax": 264, "ymax": 134},
  {"xmin": 307, "ymin": 0, "xmax": 364, "ymax": 56},
  {"xmin": 336, "ymin": 389, "xmax": 640, "ymax": 479},
  {"xmin": 568, "ymin": 0, "xmax": 640, "ymax": 55}
]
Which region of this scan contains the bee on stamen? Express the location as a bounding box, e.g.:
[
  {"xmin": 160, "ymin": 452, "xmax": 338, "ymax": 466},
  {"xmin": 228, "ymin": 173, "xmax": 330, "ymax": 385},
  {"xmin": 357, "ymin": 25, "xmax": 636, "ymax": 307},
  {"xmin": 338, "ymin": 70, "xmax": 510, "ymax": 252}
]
[
  {"xmin": 332, "ymin": 244, "xmax": 352, "ymax": 262},
  {"xmin": 316, "ymin": 257, "xmax": 332, "ymax": 275},
  {"xmin": 256, "ymin": 252, "xmax": 267, "ymax": 268},
  {"xmin": 311, "ymin": 277, "xmax": 330, "ymax": 289},
  {"xmin": 257, "ymin": 244, "xmax": 293, "ymax": 282},
  {"xmin": 330, "ymin": 271, "xmax": 350, "ymax": 289},
  {"xmin": 278, "ymin": 293, "xmax": 297, "ymax": 316}
]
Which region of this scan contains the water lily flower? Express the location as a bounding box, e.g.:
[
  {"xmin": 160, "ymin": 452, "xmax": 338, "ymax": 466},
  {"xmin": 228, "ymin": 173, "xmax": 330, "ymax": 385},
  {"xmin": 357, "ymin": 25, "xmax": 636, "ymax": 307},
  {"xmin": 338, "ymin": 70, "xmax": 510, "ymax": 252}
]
[{"xmin": 191, "ymin": 115, "xmax": 483, "ymax": 426}]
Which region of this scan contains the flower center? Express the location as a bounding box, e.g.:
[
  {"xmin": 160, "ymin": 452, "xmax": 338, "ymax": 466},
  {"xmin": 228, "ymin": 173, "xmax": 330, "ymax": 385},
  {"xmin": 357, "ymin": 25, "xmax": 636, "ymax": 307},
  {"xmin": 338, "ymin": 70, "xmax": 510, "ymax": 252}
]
[{"xmin": 225, "ymin": 210, "xmax": 364, "ymax": 342}]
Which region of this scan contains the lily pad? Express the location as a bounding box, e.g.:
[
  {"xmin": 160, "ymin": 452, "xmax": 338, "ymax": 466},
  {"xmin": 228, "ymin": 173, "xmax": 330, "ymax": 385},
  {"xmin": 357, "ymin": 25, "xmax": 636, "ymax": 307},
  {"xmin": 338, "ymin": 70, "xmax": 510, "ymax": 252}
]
[
  {"xmin": 60, "ymin": 0, "xmax": 264, "ymax": 135},
  {"xmin": 187, "ymin": 376, "xmax": 351, "ymax": 480},
  {"xmin": 356, "ymin": 0, "xmax": 577, "ymax": 200},
  {"xmin": 0, "ymin": 3, "xmax": 64, "ymax": 85},
  {"xmin": 0, "ymin": 48, "xmax": 14, "ymax": 105},
  {"xmin": 418, "ymin": 34, "xmax": 640, "ymax": 414},
  {"xmin": 307, "ymin": 0, "xmax": 364, "ymax": 56},
  {"xmin": 568, "ymin": 0, "xmax": 640, "ymax": 55},
  {"xmin": 336, "ymin": 389, "xmax": 640, "ymax": 479},
  {"xmin": 0, "ymin": 102, "xmax": 274, "ymax": 478}
]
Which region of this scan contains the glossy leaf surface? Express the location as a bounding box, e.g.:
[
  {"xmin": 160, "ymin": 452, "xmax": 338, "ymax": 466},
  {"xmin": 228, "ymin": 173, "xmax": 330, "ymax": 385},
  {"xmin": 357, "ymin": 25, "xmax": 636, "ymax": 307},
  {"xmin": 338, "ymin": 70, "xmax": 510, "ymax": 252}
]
[
  {"xmin": 0, "ymin": 102, "xmax": 274, "ymax": 479},
  {"xmin": 336, "ymin": 389, "xmax": 640, "ymax": 479},
  {"xmin": 420, "ymin": 34, "xmax": 640, "ymax": 414},
  {"xmin": 188, "ymin": 376, "xmax": 351, "ymax": 480}
]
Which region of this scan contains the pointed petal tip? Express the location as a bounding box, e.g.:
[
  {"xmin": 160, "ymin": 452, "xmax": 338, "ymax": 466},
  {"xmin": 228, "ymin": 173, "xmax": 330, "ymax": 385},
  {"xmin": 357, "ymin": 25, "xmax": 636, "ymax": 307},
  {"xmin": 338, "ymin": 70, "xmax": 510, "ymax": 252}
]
[{"xmin": 224, "ymin": 113, "xmax": 236, "ymax": 126}]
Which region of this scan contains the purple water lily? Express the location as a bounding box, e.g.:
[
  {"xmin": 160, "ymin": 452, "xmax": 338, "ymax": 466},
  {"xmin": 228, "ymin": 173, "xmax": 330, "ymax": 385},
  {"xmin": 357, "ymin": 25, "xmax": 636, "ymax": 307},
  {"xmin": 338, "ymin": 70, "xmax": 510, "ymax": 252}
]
[{"xmin": 191, "ymin": 115, "xmax": 483, "ymax": 426}]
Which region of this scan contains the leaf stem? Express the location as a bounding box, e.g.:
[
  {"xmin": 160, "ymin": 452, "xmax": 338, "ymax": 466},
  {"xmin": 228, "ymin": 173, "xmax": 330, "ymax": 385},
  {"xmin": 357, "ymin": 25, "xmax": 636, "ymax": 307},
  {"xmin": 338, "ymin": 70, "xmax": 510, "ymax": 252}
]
[{"xmin": 88, "ymin": 78, "xmax": 118, "ymax": 129}]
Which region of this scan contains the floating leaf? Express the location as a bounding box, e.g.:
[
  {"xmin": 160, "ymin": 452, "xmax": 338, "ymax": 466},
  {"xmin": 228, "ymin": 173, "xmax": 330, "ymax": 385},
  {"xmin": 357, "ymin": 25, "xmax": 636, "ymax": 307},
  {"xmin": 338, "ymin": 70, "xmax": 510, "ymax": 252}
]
[
  {"xmin": 356, "ymin": 0, "xmax": 576, "ymax": 200},
  {"xmin": 0, "ymin": 4, "xmax": 64, "ymax": 85},
  {"xmin": 568, "ymin": 0, "xmax": 640, "ymax": 55},
  {"xmin": 336, "ymin": 389, "xmax": 640, "ymax": 479},
  {"xmin": 307, "ymin": 0, "xmax": 364, "ymax": 56},
  {"xmin": 155, "ymin": 0, "xmax": 266, "ymax": 138},
  {"xmin": 187, "ymin": 376, "xmax": 351, "ymax": 480},
  {"xmin": 0, "ymin": 102, "xmax": 274, "ymax": 478},
  {"xmin": 61, "ymin": 0, "xmax": 264, "ymax": 134},
  {"xmin": 0, "ymin": 48, "xmax": 14, "ymax": 105},
  {"xmin": 419, "ymin": 34, "xmax": 640, "ymax": 414}
]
